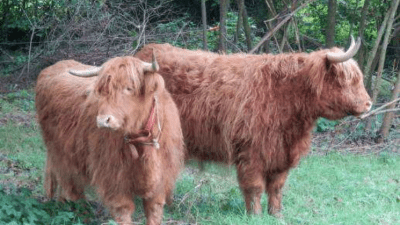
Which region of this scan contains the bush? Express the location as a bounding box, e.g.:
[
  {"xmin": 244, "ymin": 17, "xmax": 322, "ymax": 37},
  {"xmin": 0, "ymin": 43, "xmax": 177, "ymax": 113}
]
[
  {"xmin": 315, "ymin": 118, "xmax": 339, "ymax": 132},
  {"xmin": 0, "ymin": 186, "xmax": 96, "ymax": 225}
]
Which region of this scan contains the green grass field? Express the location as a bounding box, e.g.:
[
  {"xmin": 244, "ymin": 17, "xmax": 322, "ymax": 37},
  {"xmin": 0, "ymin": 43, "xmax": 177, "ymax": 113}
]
[{"xmin": 1, "ymin": 90, "xmax": 399, "ymax": 225}]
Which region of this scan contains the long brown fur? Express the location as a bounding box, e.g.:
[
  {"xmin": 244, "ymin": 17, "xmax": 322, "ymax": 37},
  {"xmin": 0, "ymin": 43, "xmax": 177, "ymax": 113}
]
[
  {"xmin": 35, "ymin": 56, "xmax": 185, "ymax": 225},
  {"xmin": 135, "ymin": 43, "xmax": 371, "ymax": 216}
]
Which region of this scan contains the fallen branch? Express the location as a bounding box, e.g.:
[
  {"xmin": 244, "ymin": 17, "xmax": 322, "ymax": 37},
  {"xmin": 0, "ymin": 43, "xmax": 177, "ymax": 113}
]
[
  {"xmin": 360, "ymin": 97, "xmax": 400, "ymax": 119},
  {"xmin": 249, "ymin": 0, "xmax": 316, "ymax": 54},
  {"xmin": 177, "ymin": 179, "xmax": 208, "ymax": 207},
  {"xmin": 0, "ymin": 48, "xmax": 14, "ymax": 61}
]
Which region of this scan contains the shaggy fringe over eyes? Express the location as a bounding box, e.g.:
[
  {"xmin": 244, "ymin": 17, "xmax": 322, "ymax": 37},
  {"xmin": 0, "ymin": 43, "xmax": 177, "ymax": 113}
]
[
  {"xmin": 335, "ymin": 59, "xmax": 362, "ymax": 83},
  {"xmin": 95, "ymin": 57, "xmax": 145, "ymax": 96}
]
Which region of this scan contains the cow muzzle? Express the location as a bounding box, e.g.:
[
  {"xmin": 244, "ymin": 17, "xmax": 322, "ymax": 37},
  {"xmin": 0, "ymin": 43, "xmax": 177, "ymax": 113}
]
[
  {"xmin": 353, "ymin": 100, "xmax": 373, "ymax": 118},
  {"xmin": 97, "ymin": 115, "xmax": 122, "ymax": 130},
  {"xmin": 365, "ymin": 100, "xmax": 372, "ymax": 112}
]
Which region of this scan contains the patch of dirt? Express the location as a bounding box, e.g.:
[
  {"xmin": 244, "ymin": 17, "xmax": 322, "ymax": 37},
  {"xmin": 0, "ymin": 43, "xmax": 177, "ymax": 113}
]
[
  {"xmin": 0, "ymin": 75, "xmax": 34, "ymax": 94},
  {"xmin": 0, "ymin": 112, "xmax": 36, "ymax": 127}
]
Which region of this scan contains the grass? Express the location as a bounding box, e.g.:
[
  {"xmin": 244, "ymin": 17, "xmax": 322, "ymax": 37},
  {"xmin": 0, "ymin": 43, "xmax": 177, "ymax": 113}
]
[
  {"xmin": 164, "ymin": 154, "xmax": 400, "ymax": 225},
  {"xmin": 0, "ymin": 90, "xmax": 399, "ymax": 224}
]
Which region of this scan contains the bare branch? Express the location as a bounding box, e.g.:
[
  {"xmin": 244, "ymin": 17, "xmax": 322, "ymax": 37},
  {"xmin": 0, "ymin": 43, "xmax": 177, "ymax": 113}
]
[
  {"xmin": 250, "ymin": 0, "xmax": 316, "ymax": 54},
  {"xmin": 360, "ymin": 97, "xmax": 400, "ymax": 119}
]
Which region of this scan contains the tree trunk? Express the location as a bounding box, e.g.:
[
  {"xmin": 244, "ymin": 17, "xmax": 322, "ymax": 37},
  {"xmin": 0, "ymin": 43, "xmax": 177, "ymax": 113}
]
[
  {"xmin": 234, "ymin": 0, "xmax": 243, "ymax": 45},
  {"xmin": 377, "ymin": 70, "xmax": 400, "ymax": 143},
  {"xmin": 364, "ymin": 11, "xmax": 390, "ymax": 94},
  {"xmin": 2, "ymin": 0, "xmax": 10, "ymax": 42},
  {"xmin": 280, "ymin": 24, "xmax": 293, "ymax": 52},
  {"xmin": 371, "ymin": 0, "xmax": 399, "ymax": 104},
  {"xmin": 241, "ymin": 1, "xmax": 252, "ymax": 51},
  {"xmin": 326, "ymin": 0, "xmax": 337, "ymax": 48},
  {"xmin": 219, "ymin": 0, "xmax": 229, "ymax": 53},
  {"xmin": 347, "ymin": 0, "xmax": 358, "ymax": 46},
  {"xmin": 264, "ymin": 0, "xmax": 280, "ymax": 52},
  {"xmin": 265, "ymin": 0, "xmax": 277, "ymax": 16},
  {"xmin": 292, "ymin": 19, "xmax": 302, "ymax": 51},
  {"xmin": 365, "ymin": 0, "xmax": 400, "ymax": 131},
  {"xmin": 263, "ymin": 40, "xmax": 270, "ymax": 53},
  {"xmin": 357, "ymin": 0, "xmax": 371, "ymax": 69},
  {"xmin": 366, "ymin": 49, "xmax": 381, "ymax": 94},
  {"xmin": 201, "ymin": 0, "xmax": 208, "ymax": 50}
]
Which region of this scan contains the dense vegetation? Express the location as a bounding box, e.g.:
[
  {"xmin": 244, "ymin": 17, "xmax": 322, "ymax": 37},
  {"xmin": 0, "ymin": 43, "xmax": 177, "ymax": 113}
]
[{"xmin": 0, "ymin": 0, "xmax": 399, "ymax": 224}]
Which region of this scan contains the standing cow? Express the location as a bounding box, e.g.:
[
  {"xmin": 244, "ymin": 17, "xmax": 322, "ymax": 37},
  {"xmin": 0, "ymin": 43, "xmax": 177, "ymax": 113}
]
[
  {"xmin": 35, "ymin": 55, "xmax": 185, "ymax": 225},
  {"xmin": 135, "ymin": 38, "xmax": 372, "ymax": 216}
]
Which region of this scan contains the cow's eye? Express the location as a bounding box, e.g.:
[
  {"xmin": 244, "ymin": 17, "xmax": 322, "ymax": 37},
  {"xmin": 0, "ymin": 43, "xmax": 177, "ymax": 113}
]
[{"xmin": 125, "ymin": 87, "xmax": 133, "ymax": 94}]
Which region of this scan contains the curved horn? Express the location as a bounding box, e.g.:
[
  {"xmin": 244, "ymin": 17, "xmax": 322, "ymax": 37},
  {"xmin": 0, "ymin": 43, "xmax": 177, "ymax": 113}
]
[
  {"xmin": 326, "ymin": 36, "xmax": 361, "ymax": 63},
  {"xmin": 143, "ymin": 49, "xmax": 159, "ymax": 73},
  {"xmin": 69, "ymin": 66, "xmax": 102, "ymax": 77}
]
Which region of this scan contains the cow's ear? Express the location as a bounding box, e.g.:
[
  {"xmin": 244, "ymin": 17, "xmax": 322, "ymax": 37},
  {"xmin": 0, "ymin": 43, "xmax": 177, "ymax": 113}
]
[
  {"xmin": 144, "ymin": 73, "xmax": 165, "ymax": 94},
  {"xmin": 96, "ymin": 75, "xmax": 112, "ymax": 95}
]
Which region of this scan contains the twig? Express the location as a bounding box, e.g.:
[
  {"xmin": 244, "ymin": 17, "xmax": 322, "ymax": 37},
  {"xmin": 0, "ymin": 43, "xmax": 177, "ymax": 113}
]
[
  {"xmin": 372, "ymin": 108, "xmax": 400, "ymax": 115},
  {"xmin": 302, "ymin": 34, "xmax": 323, "ymax": 48},
  {"xmin": 173, "ymin": 22, "xmax": 188, "ymax": 45},
  {"xmin": 329, "ymin": 121, "xmax": 362, "ymax": 149},
  {"xmin": 28, "ymin": 27, "xmax": 35, "ymax": 76},
  {"xmin": 177, "ymin": 179, "xmax": 207, "ymax": 207},
  {"xmin": 17, "ymin": 65, "xmax": 27, "ymax": 81},
  {"xmin": 0, "ymin": 48, "xmax": 14, "ymax": 61},
  {"xmin": 360, "ymin": 97, "xmax": 400, "ymax": 119},
  {"xmin": 22, "ymin": 8, "xmax": 36, "ymax": 77}
]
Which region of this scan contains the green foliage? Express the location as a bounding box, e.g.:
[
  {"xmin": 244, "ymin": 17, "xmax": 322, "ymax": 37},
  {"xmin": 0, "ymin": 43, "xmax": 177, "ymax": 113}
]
[
  {"xmin": 315, "ymin": 118, "xmax": 339, "ymax": 132},
  {"xmin": 163, "ymin": 153, "xmax": 400, "ymax": 224},
  {"xmin": 296, "ymin": 0, "xmax": 379, "ymax": 46},
  {"xmin": 0, "ymin": 0, "xmax": 106, "ymax": 44},
  {"xmin": 1, "ymin": 90, "xmax": 35, "ymax": 112},
  {"xmin": 0, "ymin": 186, "xmax": 97, "ymax": 224},
  {"xmin": 0, "ymin": 187, "xmax": 51, "ymax": 224},
  {"xmin": 0, "ymin": 53, "xmax": 29, "ymax": 78}
]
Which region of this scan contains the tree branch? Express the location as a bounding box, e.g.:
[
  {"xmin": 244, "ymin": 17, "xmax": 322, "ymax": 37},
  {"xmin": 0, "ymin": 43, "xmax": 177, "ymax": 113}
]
[
  {"xmin": 249, "ymin": 0, "xmax": 315, "ymax": 54},
  {"xmin": 360, "ymin": 97, "xmax": 400, "ymax": 119}
]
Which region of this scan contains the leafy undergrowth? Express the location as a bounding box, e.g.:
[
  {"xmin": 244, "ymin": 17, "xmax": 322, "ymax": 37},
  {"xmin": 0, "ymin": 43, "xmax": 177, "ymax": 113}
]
[
  {"xmin": 0, "ymin": 187, "xmax": 95, "ymax": 225},
  {"xmin": 0, "ymin": 90, "xmax": 399, "ymax": 224}
]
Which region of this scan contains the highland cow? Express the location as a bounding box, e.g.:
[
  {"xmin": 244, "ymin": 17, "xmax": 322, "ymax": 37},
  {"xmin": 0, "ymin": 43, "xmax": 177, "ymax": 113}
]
[
  {"xmin": 135, "ymin": 37, "xmax": 372, "ymax": 216},
  {"xmin": 35, "ymin": 55, "xmax": 185, "ymax": 225}
]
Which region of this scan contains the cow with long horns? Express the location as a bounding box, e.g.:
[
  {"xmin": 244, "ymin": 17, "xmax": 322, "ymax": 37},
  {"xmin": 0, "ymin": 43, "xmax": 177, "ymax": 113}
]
[
  {"xmin": 135, "ymin": 37, "xmax": 372, "ymax": 216},
  {"xmin": 35, "ymin": 55, "xmax": 185, "ymax": 225}
]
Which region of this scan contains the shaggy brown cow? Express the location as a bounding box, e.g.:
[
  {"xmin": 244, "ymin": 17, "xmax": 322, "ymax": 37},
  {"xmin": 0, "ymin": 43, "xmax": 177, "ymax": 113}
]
[
  {"xmin": 135, "ymin": 38, "xmax": 372, "ymax": 216},
  {"xmin": 35, "ymin": 55, "xmax": 185, "ymax": 225}
]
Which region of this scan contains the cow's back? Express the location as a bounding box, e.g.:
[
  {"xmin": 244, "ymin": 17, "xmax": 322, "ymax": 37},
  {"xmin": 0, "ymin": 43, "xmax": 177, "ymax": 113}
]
[
  {"xmin": 35, "ymin": 60, "xmax": 96, "ymax": 161},
  {"xmin": 136, "ymin": 45, "xmax": 265, "ymax": 162}
]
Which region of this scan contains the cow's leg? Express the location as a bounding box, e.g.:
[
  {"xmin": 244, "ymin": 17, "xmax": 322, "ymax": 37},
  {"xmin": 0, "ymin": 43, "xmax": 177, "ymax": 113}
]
[
  {"xmin": 143, "ymin": 192, "xmax": 166, "ymax": 225},
  {"xmin": 106, "ymin": 195, "xmax": 135, "ymax": 225},
  {"xmin": 265, "ymin": 170, "xmax": 288, "ymax": 217},
  {"xmin": 44, "ymin": 157, "xmax": 58, "ymax": 199},
  {"xmin": 57, "ymin": 175, "xmax": 85, "ymax": 201},
  {"xmin": 236, "ymin": 163, "xmax": 265, "ymax": 215}
]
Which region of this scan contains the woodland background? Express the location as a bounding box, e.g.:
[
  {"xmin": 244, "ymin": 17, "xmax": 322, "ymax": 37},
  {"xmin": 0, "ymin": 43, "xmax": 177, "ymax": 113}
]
[{"xmin": 0, "ymin": 0, "xmax": 399, "ymax": 224}]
